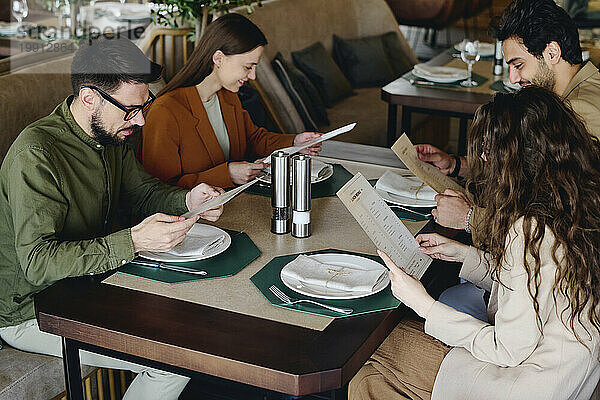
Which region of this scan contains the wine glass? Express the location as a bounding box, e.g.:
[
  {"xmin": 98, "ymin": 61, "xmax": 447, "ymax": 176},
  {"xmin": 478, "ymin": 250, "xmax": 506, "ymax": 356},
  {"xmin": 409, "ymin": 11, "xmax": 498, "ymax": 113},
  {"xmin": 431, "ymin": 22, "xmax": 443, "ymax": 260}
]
[
  {"xmin": 459, "ymin": 39, "xmax": 480, "ymax": 88},
  {"xmin": 12, "ymin": 0, "xmax": 29, "ymax": 30}
]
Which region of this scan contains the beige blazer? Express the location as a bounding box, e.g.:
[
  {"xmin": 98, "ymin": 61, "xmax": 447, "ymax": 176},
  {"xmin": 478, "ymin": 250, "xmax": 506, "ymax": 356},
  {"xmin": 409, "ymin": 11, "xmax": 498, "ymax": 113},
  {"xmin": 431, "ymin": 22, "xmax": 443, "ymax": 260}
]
[
  {"xmin": 563, "ymin": 61, "xmax": 600, "ymax": 140},
  {"xmin": 425, "ymin": 218, "xmax": 600, "ymax": 400}
]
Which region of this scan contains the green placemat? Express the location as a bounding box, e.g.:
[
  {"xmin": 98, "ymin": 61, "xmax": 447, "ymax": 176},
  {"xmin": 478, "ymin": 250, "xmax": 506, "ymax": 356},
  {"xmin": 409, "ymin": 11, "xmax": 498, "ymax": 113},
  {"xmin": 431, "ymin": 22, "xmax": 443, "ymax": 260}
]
[
  {"xmin": 246, "ymin": 164, "xmax": 353, "ymax": 199},
  {"xmin": 489, "ymin": 80, "xmax": 512, "ymax": 93},
  {"xmin": 119, "ymin": 230, "xmax": 261, "ymax": 284},
  {"xmin": 250, "ymin": 249, "xmax": 400, "ymax": 319},
  {"xmin": 367, "ymin": 179, "xmax": 433, "ymax": 222},
  {"xmin": 402, "ymin": 70, "xmax": 488, "ymax": 89}
]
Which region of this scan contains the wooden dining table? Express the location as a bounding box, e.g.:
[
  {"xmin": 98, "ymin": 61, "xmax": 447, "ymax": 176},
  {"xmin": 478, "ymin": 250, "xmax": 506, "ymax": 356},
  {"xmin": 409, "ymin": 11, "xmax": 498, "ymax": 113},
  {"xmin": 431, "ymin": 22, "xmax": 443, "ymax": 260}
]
[
  {"xmin": 34, "ymin": 142, "xmax": 461, "ymax": 400},
  {"xmin": 382, "ymin": 51, "xmax": 504, "ymax": 152}
]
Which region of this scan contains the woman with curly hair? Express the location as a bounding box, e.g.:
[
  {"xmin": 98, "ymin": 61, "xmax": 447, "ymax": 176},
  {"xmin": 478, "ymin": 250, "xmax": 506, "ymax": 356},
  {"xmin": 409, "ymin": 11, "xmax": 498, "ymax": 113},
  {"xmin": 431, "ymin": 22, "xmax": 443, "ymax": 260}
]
[{"xmin": 349, "ymin": 86, "xmax": 600, "ymax": 400}]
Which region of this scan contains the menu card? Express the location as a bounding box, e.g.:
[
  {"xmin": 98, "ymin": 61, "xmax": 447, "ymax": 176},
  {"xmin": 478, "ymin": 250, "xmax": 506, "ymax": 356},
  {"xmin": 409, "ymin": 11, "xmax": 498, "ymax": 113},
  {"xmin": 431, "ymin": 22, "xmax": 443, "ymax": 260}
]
[
  {"xmin": 181, "ymin": 178, "xmax": 259, "ymax": 219},
  {"xmin": 258, "ymin": 122, "xmax": 357, "ymax": 163},
  {"xmin": 391, "ymin": 134, "xmax": 464, "ymax": 194},
  {"xmin": 337, "ymin": 173, "xmax": 431, "ymax": 279}
]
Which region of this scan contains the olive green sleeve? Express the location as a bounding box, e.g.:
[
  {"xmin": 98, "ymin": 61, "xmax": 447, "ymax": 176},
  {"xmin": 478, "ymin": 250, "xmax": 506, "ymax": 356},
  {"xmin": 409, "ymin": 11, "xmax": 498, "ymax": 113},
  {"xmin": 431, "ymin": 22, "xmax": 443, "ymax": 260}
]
[
  {"xmin": 118, "ymin": 146, "xmax": 188, "ymax": 218},
  {"xmin": 6, "ymin": 147, "xmax": 135, "ymax": 286}
]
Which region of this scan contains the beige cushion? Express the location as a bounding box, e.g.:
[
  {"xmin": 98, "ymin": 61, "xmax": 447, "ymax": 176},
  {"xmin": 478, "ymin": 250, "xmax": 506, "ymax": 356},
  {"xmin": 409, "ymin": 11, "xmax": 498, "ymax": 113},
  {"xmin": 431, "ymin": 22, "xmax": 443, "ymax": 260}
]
[
  {"xmin": 0, "ymin": 54, "xmax": 73, "ymax": 162},
  {"xmin": 320, "ymin": 88, "xmax": 389, "ymax": 147}
]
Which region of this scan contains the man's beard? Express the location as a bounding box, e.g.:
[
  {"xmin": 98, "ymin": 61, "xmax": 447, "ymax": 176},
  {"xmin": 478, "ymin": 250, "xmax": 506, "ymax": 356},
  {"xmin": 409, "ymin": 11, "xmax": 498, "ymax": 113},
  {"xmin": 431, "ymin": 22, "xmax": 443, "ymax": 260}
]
[
  {"xmin": 90, "ymin": 111, "xmax": 126, "ymax": 146},
  {"xmin": 531, "ymin": 58, "xmax": 556, "ymax": 91}
]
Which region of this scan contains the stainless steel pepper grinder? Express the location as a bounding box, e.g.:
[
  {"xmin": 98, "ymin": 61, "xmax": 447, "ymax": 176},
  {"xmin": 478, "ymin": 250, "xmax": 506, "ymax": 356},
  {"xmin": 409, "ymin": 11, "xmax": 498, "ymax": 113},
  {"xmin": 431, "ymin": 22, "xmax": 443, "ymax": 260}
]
[
  {"xmin": 271, "ymin": 151, "xmax": 291, "ymax": 234},
  {"xmin": 291, "ymin": 154, "xmax": 311, "ymax": 238}
]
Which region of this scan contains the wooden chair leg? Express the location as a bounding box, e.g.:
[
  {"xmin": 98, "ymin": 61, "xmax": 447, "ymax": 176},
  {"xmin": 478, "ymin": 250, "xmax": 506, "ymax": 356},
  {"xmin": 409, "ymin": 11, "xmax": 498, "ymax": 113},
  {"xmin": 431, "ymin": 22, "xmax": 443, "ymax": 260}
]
[
  {"xmin": 107, "ymin": 369, "xmax": 117, "ymax": 400},
  {"xmin": 84, "ymin": 375, "xmax": 93, "ymax": 400},
  {"xmin": 97, "ymin": 369, "xmax": 105, "ymax": 400}
]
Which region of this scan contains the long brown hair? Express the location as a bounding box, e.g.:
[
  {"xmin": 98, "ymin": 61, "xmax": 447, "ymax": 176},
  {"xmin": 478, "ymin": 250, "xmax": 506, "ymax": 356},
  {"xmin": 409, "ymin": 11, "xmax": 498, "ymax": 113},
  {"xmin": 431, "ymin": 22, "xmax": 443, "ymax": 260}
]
[
  {"xmin": 468, "ymin": 86, "xmax": 600, "ymax": 340},
  {"xmin": 158, "ymin": 13, "xmax": 267, "ymax": 96}
]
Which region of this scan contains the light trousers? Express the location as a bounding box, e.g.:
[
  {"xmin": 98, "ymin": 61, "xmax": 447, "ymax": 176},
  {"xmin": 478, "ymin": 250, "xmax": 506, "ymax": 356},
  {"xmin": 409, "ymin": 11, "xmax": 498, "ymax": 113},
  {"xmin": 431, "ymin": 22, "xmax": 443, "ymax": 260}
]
[
  {"xmin": 348, "ymin": 319, "xmax": 450, "ymax": 400},
  {"xmin": 0, "ymin": 319, "xmax": 189, "ymax": 400}
]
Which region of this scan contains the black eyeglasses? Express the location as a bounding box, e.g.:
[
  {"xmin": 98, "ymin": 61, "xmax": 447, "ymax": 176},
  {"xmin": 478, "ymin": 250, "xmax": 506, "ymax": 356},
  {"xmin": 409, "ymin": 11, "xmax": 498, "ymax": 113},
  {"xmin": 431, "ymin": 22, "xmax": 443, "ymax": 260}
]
[{"xmin": 82, "ymin": 85, "xmax": 155, "ymax": 121}]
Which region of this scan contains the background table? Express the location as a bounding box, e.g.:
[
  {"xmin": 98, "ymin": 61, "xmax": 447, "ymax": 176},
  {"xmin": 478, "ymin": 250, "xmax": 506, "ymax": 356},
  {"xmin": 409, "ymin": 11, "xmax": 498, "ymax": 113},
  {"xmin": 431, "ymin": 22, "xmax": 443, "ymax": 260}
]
[
  {"xmin": 34, "ymin": 142, "xmax": 462, "ymax": 400},
  {"xmin": 382, "ymin": 52, "xmax": 501, "ymax": 152}
]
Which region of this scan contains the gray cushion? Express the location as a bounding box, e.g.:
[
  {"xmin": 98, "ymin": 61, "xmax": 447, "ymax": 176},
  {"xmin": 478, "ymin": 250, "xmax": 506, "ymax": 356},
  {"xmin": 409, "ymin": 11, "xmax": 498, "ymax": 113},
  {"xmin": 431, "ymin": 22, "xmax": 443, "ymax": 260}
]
[
  {"xmin": 332, "ymin": 33, "xmax": 396, "ymax": 88},
  {"xmin": 0, "ymin": 344, "xmax": 95, "ymax": 400},
  {"xmin": 381, "ymin": 32, "xmax": 415, "ymax": 76},
  {"xmin": 291, "ymin": 42, "xmax": 355, "ymax": 108},
  {"xmin": 271, "ymin": 52, "xmax": 329, "ymax": 131}
]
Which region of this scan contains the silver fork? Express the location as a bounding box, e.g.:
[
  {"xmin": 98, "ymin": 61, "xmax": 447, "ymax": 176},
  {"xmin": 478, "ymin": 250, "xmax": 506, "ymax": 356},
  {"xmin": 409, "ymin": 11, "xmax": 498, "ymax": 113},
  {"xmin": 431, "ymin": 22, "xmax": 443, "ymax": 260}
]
[{"xmin": 269, "ymin": 285, "xmax": 353, "ymax": 315}]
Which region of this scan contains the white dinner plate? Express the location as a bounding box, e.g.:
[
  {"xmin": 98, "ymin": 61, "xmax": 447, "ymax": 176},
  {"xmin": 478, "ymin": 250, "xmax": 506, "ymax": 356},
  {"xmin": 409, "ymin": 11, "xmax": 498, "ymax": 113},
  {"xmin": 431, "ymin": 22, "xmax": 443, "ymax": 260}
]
[
  {"xmin": 412, "ymin": 66, "xmax": 469, "ymax": 83},
  {"xmin": 257, "ymin": 162, "xmax": 334, "ymax": 185},
  {"xmin": 116, "ymin": 14, "xmax": 152, "ymax": 21},
  {"xmin": 376, "ymin": 188, "xmax": 437, "ymax": 208},
  {"xmin": 280, "ymin": 253, "xmax": 390, "ymax": 300},
  {"xmin": 454, "ymin": 41, "xmax": 495, "ymax": 57},
  {"xmin": 140, "ymin": 224, "xmax": 231, "ymax": 262}
]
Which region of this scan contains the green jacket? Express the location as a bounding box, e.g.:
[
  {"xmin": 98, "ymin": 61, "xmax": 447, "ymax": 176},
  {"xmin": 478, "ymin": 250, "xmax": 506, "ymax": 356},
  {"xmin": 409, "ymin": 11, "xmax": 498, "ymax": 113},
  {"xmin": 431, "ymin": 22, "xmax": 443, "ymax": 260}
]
[{"xmin": 0, "ymin": 97, "xmax": 188, "ymax": 327}]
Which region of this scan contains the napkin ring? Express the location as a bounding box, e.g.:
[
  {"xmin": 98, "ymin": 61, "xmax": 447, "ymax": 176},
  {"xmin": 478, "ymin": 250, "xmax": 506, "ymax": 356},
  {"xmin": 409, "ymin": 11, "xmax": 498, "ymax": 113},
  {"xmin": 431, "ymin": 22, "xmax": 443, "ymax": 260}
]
[{"xmin": 326, "ymin": 267, "xmax": 350, "ymax": 288}]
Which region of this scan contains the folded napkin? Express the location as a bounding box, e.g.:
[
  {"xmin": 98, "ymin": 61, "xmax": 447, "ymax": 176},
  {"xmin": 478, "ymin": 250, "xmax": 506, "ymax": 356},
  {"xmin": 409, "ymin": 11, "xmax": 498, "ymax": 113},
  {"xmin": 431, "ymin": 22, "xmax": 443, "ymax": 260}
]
[
  {"xmin": 310, "ymin": 159, "xmax": 329, "ymax": 179},
  {"xmin": 264, "ymin": 159, "xmax": 329, "ymax": 179},
  {"xmin": 169, "ymin": 234, "xmax": 225, "ymax": 257},
  {"xmin": 282, "ymin": 255, "xmax": 387, "ymax": 292},
  {"xmin": 375, "ymin": 171, "xmax": 437, "ymax": 200}
]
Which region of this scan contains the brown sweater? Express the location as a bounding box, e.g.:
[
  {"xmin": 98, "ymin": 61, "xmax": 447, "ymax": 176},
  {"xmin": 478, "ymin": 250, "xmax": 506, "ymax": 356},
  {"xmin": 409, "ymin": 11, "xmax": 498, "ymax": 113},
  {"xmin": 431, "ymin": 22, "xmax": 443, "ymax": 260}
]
[{"xmin": 141, "ymin": 86, "xmax": 296, "ymax": 189}]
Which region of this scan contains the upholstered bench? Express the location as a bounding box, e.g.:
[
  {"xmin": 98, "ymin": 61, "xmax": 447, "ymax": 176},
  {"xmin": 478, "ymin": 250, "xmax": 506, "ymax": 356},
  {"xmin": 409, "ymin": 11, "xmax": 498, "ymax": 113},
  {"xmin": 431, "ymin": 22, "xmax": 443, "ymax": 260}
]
[
  {"xmin": 0, "ymin": 343, "xmax": 97, "ymax": 400},
  {"xmin": 238, "ymin": 0, "xmax": 449, "ymax": 148}
]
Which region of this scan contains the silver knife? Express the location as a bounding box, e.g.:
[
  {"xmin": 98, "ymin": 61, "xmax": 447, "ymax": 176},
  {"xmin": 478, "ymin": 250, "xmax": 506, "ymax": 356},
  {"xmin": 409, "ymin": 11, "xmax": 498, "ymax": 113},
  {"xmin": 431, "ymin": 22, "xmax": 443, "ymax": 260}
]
[
  {"xmin": 409, "ymin": 79, "xmax": 436, "ymax": 87},
  {"xmin": 128, "ymin": 260, "xmax": 208, "ymax": 275}
]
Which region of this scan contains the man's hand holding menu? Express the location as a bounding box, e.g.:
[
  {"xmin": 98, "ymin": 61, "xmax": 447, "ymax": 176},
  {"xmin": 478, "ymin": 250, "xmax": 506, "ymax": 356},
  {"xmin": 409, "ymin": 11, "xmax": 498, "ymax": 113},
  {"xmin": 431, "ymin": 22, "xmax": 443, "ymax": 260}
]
[
  {"xmin": 392, "ymin": 134, "xmax": 476, "ymax": 231},
  {"xmin": 391, "ymin": 134, "xmax": 464, "ymax": 194}
]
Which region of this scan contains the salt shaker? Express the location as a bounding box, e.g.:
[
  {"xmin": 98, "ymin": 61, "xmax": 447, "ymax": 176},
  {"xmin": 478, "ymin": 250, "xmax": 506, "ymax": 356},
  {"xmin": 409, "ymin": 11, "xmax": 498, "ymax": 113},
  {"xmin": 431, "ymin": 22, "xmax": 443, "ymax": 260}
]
[
  {"xmin": 271, "ymin": 151, "xmax": 291, "ymax": 234},
  {"xmin": 291, "ymin": 154, "xmax": 311, "ymax": 238}
]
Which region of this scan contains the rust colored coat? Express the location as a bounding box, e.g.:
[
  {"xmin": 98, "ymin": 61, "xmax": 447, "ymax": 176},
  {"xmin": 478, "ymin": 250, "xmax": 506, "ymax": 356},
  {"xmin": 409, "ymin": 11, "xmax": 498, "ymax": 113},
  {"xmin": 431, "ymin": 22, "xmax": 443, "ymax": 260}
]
[{"xmin": 141, "ymin": 86, "xmax": 296, "ymax": 189}]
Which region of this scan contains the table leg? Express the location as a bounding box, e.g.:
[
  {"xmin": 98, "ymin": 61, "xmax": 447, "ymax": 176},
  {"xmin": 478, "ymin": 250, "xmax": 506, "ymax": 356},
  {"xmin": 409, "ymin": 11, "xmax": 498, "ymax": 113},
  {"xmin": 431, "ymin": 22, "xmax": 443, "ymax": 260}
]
[
  {"xmin": 331, "ymin": 384, "xmax": 348, "ymax": 400},
  {"xmin": 387, "ymin": 103, "xmax": 398, "ymax": 147},
  {"xmin": 458, "ymin": 118, "xmax": 468, "ymax": 156},
  {"xmin": 401, "ymin": 106, "xmax": 412, "ymax": 140},
  {"xmin": 62, "ymin": 337, "xmax": 84, "ymax": 400}
]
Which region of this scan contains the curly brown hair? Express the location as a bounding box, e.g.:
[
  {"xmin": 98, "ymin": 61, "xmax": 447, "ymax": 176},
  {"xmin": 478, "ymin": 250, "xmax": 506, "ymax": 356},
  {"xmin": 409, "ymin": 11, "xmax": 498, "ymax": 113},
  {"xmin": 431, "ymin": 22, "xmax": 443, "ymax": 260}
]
[{"xmin": 468, "ymin": 86, "xmax": 600, "ymax": 341}]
